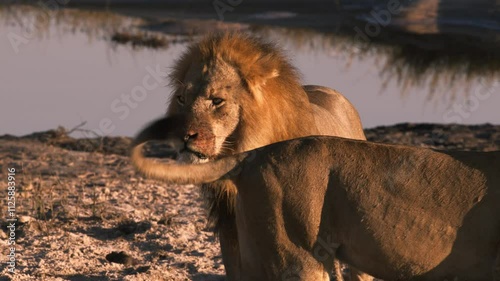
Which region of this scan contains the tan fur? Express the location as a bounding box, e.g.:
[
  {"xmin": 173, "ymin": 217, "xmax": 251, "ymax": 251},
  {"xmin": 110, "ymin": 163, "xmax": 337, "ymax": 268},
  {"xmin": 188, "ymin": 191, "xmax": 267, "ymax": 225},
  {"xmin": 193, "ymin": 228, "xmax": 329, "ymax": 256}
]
[
  {"xmin": 165, "ymin": 33, "xmax": 368, "ymax": 281},
  {"xmin": 131, "ymin": 116, "xmax": 500, "ymax": 281}
]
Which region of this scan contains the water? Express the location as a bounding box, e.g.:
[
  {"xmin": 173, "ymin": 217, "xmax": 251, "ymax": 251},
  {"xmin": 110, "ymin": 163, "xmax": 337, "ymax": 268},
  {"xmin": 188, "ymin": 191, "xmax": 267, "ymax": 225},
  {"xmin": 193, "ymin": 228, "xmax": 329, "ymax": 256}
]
[{"xmin": 0, "ymin": 8, "xmax": 499, "ymax": 137}]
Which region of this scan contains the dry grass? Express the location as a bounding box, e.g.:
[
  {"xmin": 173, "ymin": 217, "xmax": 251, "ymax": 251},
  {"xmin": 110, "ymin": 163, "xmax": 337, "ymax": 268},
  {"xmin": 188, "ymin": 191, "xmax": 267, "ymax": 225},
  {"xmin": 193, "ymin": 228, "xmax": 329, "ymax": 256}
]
[{"xmin": 111, "ymin": 31, "xmax": 169, "ymax": 49}]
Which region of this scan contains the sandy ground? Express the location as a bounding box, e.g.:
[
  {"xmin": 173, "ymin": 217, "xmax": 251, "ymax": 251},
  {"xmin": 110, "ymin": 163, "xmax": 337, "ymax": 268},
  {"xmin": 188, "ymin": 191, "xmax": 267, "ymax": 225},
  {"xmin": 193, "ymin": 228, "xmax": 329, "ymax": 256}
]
[
  {"xmin": 0, "ymin": 123, "xmax": 499, "ymax": 281},
  {"xmin": 0, "ymin": 139, "xmax": 224, "ymax": 281}
]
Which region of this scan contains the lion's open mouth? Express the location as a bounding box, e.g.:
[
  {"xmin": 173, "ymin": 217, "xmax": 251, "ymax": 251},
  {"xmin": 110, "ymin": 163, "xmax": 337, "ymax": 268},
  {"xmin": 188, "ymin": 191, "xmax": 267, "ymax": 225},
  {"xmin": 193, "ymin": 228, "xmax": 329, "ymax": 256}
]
[{"xmin": 182, "ymin": 147, "xmax": 208, "ymax": 160}]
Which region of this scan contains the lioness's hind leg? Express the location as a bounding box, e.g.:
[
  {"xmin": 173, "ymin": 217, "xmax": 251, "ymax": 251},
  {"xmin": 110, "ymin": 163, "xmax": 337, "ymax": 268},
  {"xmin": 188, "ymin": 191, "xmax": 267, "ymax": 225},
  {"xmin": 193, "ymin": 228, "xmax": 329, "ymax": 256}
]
[
  {"xmin": 350, "ymin": 268, "xmax": 374, "ymax": 281},
  {"xmin": 332, "ymin": 263, "xmax": 373, "ymax": 281}
]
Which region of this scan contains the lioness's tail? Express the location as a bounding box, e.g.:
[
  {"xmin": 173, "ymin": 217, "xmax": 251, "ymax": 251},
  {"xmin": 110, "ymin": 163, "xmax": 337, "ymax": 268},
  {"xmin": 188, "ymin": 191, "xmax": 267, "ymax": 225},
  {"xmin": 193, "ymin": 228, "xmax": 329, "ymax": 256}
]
[
  {"xmin": 131, "ymin": 143, "xmax": 243, "ymax": 185},
  {"xmin": 130, "ymin": 116, "xmax": 243, "ymax": 185}
]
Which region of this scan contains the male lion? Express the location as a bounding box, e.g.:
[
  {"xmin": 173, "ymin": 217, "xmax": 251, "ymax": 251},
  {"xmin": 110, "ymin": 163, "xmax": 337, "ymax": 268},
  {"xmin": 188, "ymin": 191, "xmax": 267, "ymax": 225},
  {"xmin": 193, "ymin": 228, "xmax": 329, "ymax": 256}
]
[
  {"xmin": 166, "ymin": 32, "xmax": 369, "ymax": 281},
  {"xmin": 131, "ymin": 115, "xmax": 500, "ymax": 281}
]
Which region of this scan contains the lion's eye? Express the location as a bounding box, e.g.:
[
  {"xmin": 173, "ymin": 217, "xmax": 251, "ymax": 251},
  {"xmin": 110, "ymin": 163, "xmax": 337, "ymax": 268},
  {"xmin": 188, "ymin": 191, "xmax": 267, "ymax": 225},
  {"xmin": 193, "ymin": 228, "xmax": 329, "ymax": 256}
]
[
  {"xmin": 176, "ymin": 95, "xmax": 185, "ymax": 105},
  {"xmin": 212, "ymin": 98, "xmax": 224, "ymax": 106}
]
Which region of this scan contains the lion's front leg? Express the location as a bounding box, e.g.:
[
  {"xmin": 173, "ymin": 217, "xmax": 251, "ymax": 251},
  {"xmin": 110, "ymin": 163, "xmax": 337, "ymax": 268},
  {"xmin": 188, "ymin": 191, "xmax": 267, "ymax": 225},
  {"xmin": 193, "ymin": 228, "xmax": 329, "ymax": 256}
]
[
  {"xmin": 219, "ymin": 221, "xmax": 241, "ymax": 281},
  {"xmin": 203, "ymin": 181, "xmax": 241, "ymax": 280}
]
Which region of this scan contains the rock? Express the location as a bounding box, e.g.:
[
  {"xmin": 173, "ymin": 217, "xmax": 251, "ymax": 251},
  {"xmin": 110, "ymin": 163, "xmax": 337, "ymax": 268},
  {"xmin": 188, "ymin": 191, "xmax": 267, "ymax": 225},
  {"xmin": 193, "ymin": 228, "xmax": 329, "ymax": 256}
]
[{"xmin": 105, "ymin": 251, "xmax": 137, "ymax": 267}]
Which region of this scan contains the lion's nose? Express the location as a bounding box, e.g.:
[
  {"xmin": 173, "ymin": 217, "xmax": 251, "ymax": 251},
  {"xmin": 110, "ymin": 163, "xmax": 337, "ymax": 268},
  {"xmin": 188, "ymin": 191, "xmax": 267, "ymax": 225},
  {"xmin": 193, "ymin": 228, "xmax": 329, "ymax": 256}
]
[{"xmin": 184, "ymin": 131, "xmax": 198, "ymax": 142}]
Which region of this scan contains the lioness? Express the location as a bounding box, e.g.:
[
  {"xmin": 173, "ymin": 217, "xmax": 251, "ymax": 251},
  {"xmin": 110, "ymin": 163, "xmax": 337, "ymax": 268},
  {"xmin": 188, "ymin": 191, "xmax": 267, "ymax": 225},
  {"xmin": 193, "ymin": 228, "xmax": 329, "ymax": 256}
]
[
  {"xmin": 166, "ymin": 33, "xmax": 369, "ymax": 280},
  {"xmin": 131, "ymin": 116, "xmax": 500, "ymax": 281}
]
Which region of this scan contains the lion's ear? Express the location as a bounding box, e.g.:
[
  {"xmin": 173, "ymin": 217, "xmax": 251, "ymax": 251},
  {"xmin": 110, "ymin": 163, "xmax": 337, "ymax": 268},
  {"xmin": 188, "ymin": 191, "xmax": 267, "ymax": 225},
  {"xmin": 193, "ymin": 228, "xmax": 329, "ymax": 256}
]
[{"xmin": 245, "ymin": 59, "xmax": 280, "ymax": 103}]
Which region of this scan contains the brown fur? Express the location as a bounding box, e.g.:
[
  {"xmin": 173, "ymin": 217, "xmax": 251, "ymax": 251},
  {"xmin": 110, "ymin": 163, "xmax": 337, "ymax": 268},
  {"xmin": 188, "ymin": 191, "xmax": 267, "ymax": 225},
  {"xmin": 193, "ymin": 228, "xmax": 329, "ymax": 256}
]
[
  {"xmin": 165, "ymin": 33, "xmax": 368, "ymax": 280},
  {"xmin": 131, "ymin": 116, "xmax": 500, "ymax": 281}
]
